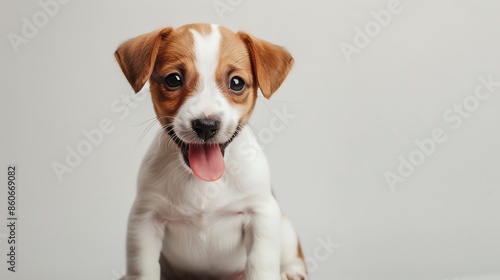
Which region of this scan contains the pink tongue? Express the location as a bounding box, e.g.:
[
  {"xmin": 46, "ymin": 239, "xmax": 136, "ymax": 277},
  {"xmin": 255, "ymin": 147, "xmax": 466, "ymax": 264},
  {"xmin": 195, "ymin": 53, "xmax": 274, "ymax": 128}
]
[{"xmin": 188, "ymin": 144, "xmax": 224, "ymax": 182}]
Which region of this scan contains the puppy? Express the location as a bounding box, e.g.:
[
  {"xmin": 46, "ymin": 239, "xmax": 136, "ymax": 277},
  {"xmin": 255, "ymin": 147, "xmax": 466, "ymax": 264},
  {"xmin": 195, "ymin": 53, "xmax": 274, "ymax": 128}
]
[{"xmin": 115, "ymin": 23, "xmax": 307, "ymax": 280}]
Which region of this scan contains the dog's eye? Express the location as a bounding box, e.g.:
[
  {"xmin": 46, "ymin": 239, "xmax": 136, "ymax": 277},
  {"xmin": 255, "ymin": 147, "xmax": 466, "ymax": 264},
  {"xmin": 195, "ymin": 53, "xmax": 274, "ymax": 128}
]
[
  {"xmin": 164, "ymin": 73, "xmax": 182, "ymax": 89},
  {"xmin": 229, "ymin": 76, "xmax": 245, "ymax": 93}
]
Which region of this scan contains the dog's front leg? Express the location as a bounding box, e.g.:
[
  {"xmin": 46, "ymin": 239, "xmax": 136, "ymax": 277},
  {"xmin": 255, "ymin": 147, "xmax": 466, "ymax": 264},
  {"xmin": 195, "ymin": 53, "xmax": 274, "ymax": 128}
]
[
  {"xmin": 122, "ymin": 200, "xmax": 165, "ymax": 280},
  {"xmin": 245, "ymin": 197, "xmax": 282, "ymax": 280}
]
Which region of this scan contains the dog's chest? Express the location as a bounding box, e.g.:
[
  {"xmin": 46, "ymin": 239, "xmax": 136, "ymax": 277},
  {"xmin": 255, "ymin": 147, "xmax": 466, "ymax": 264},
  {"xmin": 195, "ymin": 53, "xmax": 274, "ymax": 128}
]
[
  {"xmin": 160, "ymin": 188, "xmax": 252, "ymax": 273},
  {"xmin": 165, "ymin": 196, "xmax": 251, "ymax": 230}
]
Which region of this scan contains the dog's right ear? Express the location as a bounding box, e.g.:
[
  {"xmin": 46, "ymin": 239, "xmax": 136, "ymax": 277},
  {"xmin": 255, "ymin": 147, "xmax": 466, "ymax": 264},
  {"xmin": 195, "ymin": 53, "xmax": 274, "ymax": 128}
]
[{"xmin": 115, "ymin": 27, "xmax": 173, "ymax": 93}]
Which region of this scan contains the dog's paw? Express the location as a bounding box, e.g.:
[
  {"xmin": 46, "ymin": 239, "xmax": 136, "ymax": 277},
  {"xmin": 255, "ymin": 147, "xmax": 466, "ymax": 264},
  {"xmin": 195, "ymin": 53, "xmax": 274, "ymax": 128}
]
[
  {"xmin": 281, "ymin": 262, "xmax": 307, "ymax": 280},
  {"xmin": 281, "ymin": 272, "xmax": 307, "ymax": 280}
]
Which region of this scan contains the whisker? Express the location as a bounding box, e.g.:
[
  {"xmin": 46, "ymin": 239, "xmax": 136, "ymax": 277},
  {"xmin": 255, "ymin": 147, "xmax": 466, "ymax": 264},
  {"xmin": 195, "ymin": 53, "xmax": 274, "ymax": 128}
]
[
  {"xmin": 156, "ymin": 128, "xmax": 168, "ymax": 154},
  {"xmin": 131, "ymin": 116, "xmax": 160, "ymax": 127},
  {"xmin": 131, "ymin": 115, "xmax": 175, "ymax": 127},
  {"xmin": 138, "ymin": 116, "xmax": 174, "ymax": 140},
  {"xmin": 262, "ymin": 98, "xmax": 298, "ymax": 104},
  {"xmin": 256, "ymin": 96, "xmax": 273, "ymax": 114},
  {"xmin": 123, "ymin": 89, "xmax": 151, "ymax": 108},
  {"xmin": 134, "ymin": 116, "xmax": 176, "ymax": 152},
  {"xmin": 136, "ymin": 119, "xmax": 160, "ymax": 145}
]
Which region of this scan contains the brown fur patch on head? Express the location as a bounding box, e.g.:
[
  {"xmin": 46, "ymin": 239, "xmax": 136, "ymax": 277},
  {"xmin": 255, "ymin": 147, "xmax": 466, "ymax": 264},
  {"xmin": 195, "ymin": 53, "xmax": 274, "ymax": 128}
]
[
  {"xmin": 216, "ymin": 26, "xmax": 256, "ymax": 125},
  {"xmin": 149, "ymin": 25, "xmax": 198, "ymax": 127}
]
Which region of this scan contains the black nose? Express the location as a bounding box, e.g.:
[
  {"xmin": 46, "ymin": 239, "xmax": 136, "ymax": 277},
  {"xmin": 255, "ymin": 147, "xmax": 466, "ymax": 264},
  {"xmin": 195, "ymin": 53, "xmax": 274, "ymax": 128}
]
[{"xmin": 192, "ymin": 118, "xmax": 220, "ymax": 141}]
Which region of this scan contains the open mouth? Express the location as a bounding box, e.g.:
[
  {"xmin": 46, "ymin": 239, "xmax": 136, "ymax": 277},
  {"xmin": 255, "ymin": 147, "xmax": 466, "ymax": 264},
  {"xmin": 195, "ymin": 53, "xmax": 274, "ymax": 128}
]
[{"xmin": 166, "ymin": 127, "xmax": 238, "ymax": 182}]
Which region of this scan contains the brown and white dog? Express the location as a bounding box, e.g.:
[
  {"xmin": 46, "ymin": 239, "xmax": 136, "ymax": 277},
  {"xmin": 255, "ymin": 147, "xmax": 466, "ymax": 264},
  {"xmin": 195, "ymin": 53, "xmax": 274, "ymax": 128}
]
[{"xmin": 115, "ymin": 23, "xmax": 307, "ymax": 280}]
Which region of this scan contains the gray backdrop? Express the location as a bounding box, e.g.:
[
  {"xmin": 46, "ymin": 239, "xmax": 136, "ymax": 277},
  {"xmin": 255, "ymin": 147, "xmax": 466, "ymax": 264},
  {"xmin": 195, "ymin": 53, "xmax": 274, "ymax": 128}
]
[{"xmin": 1, "ymin": 0, "xmax": 499, "ymax": 279}]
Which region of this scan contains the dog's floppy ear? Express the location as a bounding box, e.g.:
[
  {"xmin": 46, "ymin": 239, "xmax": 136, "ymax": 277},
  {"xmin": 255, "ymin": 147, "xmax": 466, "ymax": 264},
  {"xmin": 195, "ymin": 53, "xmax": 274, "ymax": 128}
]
[
  {"xmin": 238, "ymin": 32, "xmax": 294, "ymax": 99},
  {"xmin": 115, "ymin": 27, "xmax": 173, "ymax": 93}
]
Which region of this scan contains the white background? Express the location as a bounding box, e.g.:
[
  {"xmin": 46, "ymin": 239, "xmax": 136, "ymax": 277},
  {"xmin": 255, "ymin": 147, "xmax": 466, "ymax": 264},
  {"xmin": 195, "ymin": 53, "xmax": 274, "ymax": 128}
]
[{"xmin": 1, "ymin": 0, "xmax": 500, "ymax": 279}]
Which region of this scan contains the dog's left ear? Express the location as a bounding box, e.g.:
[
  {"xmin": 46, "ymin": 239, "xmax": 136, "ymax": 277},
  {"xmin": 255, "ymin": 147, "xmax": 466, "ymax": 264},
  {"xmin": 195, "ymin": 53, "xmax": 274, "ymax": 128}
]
[
  {"xmin": 238, "ymin": 32, "xmax": 294, "ymax": 99},
  {"xmin": 115, "ymin": 27, "xmax": 173, "ymax": 93}
]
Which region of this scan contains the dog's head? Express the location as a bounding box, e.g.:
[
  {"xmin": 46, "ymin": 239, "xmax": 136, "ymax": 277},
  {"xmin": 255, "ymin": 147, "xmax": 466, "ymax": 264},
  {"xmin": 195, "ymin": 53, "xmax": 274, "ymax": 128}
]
[{"xmin": 115, "ymin": 23, "xmax": 293, "ymax": 182}]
